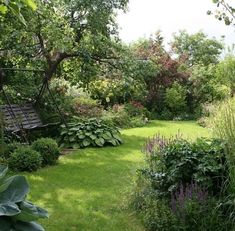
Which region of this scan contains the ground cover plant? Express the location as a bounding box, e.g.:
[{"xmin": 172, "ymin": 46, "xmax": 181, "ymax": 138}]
[
  {"xmin": 60, "ymin": 118, "xmax": 122, "ymax": 148},
  {"xmin": 22, "ymin": 121, "xmax": 208, "ymax": 231},
  {"xmin": 0, "ymin": 165, "xmax": 48, "ymax": 231}
]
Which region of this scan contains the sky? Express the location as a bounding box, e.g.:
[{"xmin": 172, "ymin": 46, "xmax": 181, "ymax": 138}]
[{"xmin": 117, "ymin": 0, "xmax": 235, "ymax": 48}]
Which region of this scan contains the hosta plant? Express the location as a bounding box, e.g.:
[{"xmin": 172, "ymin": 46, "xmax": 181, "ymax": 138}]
[
  {"xmin": 60, "ymin": 118, "xmax": 122, "ymax": 148},
  {"xmin": 0, "ymin": 165, "xmax": 48, "ymax": 231}
]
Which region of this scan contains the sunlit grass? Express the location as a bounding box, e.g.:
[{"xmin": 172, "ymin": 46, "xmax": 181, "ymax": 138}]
[{"xmin": 24, "ymin": 120, "xmax": 209, "ymax": 231}]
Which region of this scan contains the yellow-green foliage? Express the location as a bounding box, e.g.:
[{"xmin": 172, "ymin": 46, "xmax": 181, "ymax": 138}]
[
  {"xmin": 165, "ymin": 82, "xmax": 187, "ymax": 114},
  {"xmin": 209, "ymin": 98, "xmax": 235, "ymax": 163},
  {"xmin": 209, "ymin": 98, "xmax": 235, "ymax": 193}
]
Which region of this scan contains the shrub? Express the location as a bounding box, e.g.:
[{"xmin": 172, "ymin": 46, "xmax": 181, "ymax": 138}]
[
  {"xmin": 0, "ymin": 165, "xmax": 48, "ymax": 230},
  {"xmin": 159, "ymin": 108, "xmax": 174, "ymax": 120},
  {"xmin": 32, "ymin": 138, "xmax": 60, "ymax": 166},
  {"xmin": 165, "ymin": 82, "xmax": 187, "ymax": 115},
  {"xmin": 133, "ymin": 134, "xmax": 232, "ymax": 231},
  {"xmin": 102, "ymin": 106, "xmax": 132, "ymax": 128},
  {"xmin": 170, "ymin": 183, "xmax": 231, "ymax": 231},
  {"xmin": 72, "ymin": 96, "xmax": 103, "ymax": 118},
  {"xmin": 130, "ymin": 116, "xmax": 148, "ymax": 128},
  {"xmin": 124, "ymin": 101, "xmax": 150, "ymax": 118},
  {"xmin": 9, "ymin": 147, "xmax": 42, "ymax": 172},
  {"xmin": 142, "ymin": 135, "xmax": 227, "ymax": 196},
  {"xmin": 1, "ymin": 142, "xmax": 23, "ymax": 159},
  {"xmin": 143, "ymin": 197, "xmax": 178, "ymax": 231},
  {"xmin": 60, "ymin": 118, "xmax": 122, "ymax": 149}
]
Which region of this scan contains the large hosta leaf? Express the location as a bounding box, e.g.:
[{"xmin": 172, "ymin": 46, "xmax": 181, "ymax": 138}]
[
  {"xmin": 0, "ymin": 166, "xmax": 47, "ymax": 230},
  {"xmin": 95, "ymin": 138, "xmax": 105, "ymax": 147},
  {"xmin": 15, "ymin": 201, "xmax": 48, "ymax": 222},
  {"xmin": 14, "ymin": 221, "xmax": 45, "ymax": 231},
  {"xmin": 0, "ymin": 202, "xmax": 20, "ymax": 216},
  {"xmin": 0, "ymin": 176, "xmax": 29, "ymax": 203},
  {"xmin": 82, "ymin": 139, "xmax": 91, "ymax": 147}
]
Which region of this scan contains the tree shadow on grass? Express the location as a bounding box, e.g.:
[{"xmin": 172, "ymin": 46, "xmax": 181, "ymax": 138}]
[{"xmin": 26, "ymin": 136, "xmax": 147, "ymax": 231}]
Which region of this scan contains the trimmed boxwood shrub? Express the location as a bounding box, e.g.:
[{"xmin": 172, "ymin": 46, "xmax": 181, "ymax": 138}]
[
  {"xmin": 32, "ymin": 138, "xmax": 60, "ymax": 166},
  {"xmin": 9, "ymin": 147, "xmax": 42, "ymax": 172},
  {"xmin": 2, "ymin": 142, "xmax": 23, "ymax": 159},
  {"xmin": 60, "ymin": 118, "xmax": 122, "ymax": 149}
]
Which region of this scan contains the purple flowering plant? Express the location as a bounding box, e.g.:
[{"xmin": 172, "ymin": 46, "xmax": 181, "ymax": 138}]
[
  {"xmin": 170, "ymin": 182, "xmax": 208, "ymax": 221},
  {"xmin": 142, "ymin": 132, "xmax": 182, "ymax": 171}
]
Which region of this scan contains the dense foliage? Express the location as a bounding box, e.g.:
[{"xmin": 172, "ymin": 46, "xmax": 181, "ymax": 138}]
[
  {"xmin": 60, "ymin": 118, "xmax": 122, "ymax": 148},
  {"xmin": 32, "ymin": 138, "xmax": 60, "ymax": 166},
  {"xmin": 132, "ymin": 135, "xmax": 233, "ymax": 231},
  {"xmin": 8, "ymin": 147, "xmax": 42, "ymax": 172},
  {"xmin": 0, "ymin": 165, "xmax": 48, "ymax": 230}
]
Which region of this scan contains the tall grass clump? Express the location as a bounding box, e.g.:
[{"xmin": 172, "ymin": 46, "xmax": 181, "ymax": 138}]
[{"xmin": 209, "ymin": 98, "xmax": 235, "ymax": 194}]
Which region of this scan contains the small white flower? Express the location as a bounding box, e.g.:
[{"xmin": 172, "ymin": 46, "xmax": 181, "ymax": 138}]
[
  {"xmin": 17, "ymin": 93, "xmax": 21, "ymax": 97},
  {"xmin": 44, "ymin": 102, "xmax": 48, "ymax": 106}
]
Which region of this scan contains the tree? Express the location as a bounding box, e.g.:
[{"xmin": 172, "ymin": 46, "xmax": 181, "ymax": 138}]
[
  {"xmin": 0, "ymin": 0, "xmax": 128, "ymax": 82},
  {"xmin": 190, "ymin": 64, "xmax": 228, "ymax": 108},
  {"xmin": 171, "ymin": 31, "xmax": 223, "ymax": 67},
  {"xmin": 0, "ymin": 0, "xmax": 36, "ymax": 24},
  {"xmin": 208, "ymin": 0, "xmax": 235, "ymax": 26},
  {"xmin": 130, "ymin": 34, "xmax": 188, "ymax": 113}
]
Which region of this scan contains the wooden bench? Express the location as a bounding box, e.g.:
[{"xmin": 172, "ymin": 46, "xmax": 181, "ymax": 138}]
[{"xmin": 1, "ymin": 104, "xmax": 43, "ymax": 132}]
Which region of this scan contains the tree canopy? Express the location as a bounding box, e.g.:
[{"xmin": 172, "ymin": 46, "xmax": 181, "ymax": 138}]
[
  {"xmin": 1, "ymin": 0, "xmax": 128, "ymax": 80},
  {"xmin": 171, "ymin": 31, "xmax": 223, "ymax": 67}
]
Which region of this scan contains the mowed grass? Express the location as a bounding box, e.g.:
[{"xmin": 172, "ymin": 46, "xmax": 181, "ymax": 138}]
[{"xmin": 25, "ymin": 121, "xmax": 209, "ymax": 231}]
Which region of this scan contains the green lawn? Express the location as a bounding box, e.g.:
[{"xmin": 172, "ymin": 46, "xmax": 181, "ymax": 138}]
[{"xmin": 26, "ymin": 121, "xmax": 209, "ymax": 231}]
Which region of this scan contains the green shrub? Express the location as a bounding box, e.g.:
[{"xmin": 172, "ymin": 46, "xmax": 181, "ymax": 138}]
[
  {"xmin": 165, "ymin": 82, "xmax": 187, "ymax": 115},
  {"xmin": 32, "ymin": 138, "xmax": 60, "ymax": 166},
  {"xmin": 124, "ymin": 101, "xmax": 150, "ymax": 118},
  {"xmin": 143, "ymin": 197, "xmax": 178, "ymax": 231},
  {"xmin": 60, "ymin": 118, "xmax": 122, "ymax": 149},
  {"xmin": 102, "ymin": 107, "xmax": 132, "ymax": 128},
  {"xmin": 170, "ymin": 183, "xmax": 231, "ymax": 231},
  {"xmin": 142, "ymin": 135, "xmax": 227, "ymax": 196},
  {"xmin": 133, "ymin": 134, "xmax": 232, "ymax": 231},
  {"xmin": 130, "ymin": 116, "xmax": 148, "ymax": 128},
  {"xmin": 0, "ymin": 165, "xmax": 48, "ymax": 230},
  {"xmin": 159, "ymin": 108, "xmax": 174, "ymax": 120},
  {"xmin": 72, "ymin": 96, "xmax": 103, "ymax": 118},
  {"xmin": 9, "ymin": 147, "xmax": 42, "ymax": 172},
  {"xmin": 1, "ymin": 142, "xmax": 23, "ymax": 159}
]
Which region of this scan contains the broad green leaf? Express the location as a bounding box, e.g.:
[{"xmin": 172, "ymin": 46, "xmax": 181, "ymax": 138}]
[
  {"xmin": 0, "ymin": 202, "xmax": 20, "ymax": 216},
  {"xmin": 89, "ymin": 135, "xmax": 97, "ymax": 140},
  {"xmin": 72, "ymin": 144, "xmax": 80, "ymax": 149},
  {"xmin": 82, "ymin": 140, "xmax": 91, "ymax": 147},
  {"xmin": 78, "ymin": 134, "xmax": 85, "ymax": 139},
  {"xmin": 14, "ymin": 221, "xmax": 45, "ymax": 231},
  {"xmin": 95, "ymin": 138, "xmax": 105, "ymax": 147},
  {"xmin": 108, "ymin": 139, "xmax": 117, "ymax": 146},
  {"xmin": 15, "ymin": 201, "xmax": 49, "ymax": 222},
  {"xmin": 0, "ymin": 176, "xmax": 29, "ymax": 203}
]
